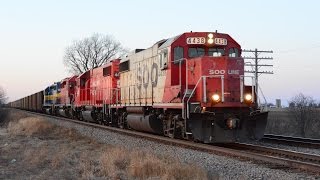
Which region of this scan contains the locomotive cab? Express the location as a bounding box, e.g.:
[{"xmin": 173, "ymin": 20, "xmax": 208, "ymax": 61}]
[
  {"xmin": 168, "ymin": 32, "xmax": 268, "ymax": 143},
  {"xmin": 58, "ymin": 76, "xmax": 77, "ymax": 117},
  {"xmin": 43, "ymin": 82, "xmax": 61, "ymax": 115}
]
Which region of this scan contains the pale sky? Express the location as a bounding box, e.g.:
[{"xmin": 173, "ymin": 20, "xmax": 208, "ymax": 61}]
[{"xmin": 1, "ymin": 0, "xmax": 319, "ymax": 105}]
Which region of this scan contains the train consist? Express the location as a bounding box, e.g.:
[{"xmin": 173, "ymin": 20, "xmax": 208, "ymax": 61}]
[{"xmin": 9, "ymin": 32, "xmax": 268, "ymax": 143}]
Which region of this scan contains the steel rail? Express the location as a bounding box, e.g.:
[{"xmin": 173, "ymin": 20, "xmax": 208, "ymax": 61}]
[
  {"xmin": 19, "ymin": 110, "xmax": 320, "ymax": 174},
  {"xmin": 263, "ymin": 134, "xmax": 320, "ymax": 148},
  {"xmin": 227, "ymin": 143, "xmax": 320, "ymax": 164}
]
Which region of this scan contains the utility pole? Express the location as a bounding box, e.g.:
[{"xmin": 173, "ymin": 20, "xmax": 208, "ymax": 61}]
[{"xmin": 242, "ymin": 49, "xmax": 273, "ymax": 104}]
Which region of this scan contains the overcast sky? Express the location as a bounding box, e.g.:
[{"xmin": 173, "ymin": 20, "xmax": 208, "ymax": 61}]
[{"xmin": 0, "ymin": 0, "xmax": 319, "ymax": 105}]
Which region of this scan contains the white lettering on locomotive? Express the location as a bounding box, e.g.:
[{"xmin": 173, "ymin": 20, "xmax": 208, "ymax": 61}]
[
  {"xmin": 227, "ymin": 70, "xmax": 240, "ymax": 75},
  {"xmin": 209, "ymin": 69, "xmax": 239, "ymax": 75},
  {"xmin": 209, "ymin": 69, "xmax": 225, "ymax": 75},
  {"xmin": 186, "ymin": 37, "xmax": 206, "ymax": 44}
]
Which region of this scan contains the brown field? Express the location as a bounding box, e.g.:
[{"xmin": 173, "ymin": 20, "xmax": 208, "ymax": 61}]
[{"xmin": 0, "ymin": 109, "xmax": 208, "ymax": 179}]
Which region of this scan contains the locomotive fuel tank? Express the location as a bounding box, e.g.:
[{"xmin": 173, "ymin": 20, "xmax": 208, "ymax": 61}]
[{"xmin": 127, "ymin": 114, "xmax": 163, "ymax": 134}]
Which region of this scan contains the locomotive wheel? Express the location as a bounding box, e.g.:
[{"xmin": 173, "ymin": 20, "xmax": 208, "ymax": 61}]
[
  {"xmin": 118, "ymin": 112, "xmax": 127, "ymax": 129},
  {"xmin": 163, "ymin": 115, "xmax": 176, "ymax": 138},
  {"xmin": 71, "ymin": 110, "xmax": 76, "ymax": 119},
  {"xmin": 96, "ymin": 113, "xmax": 103, "ymax": 125}
]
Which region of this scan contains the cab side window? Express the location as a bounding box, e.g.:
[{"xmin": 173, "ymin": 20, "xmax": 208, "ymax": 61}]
[
  {"xmin": 103, "ymin": 66, "xmax": 111, "ymax": 76},
  {"xmin": 173, "ymin": 46, "xmax": 184, "ymax": 64},
  {"xmin": 80, "ymin": 79, "xmax": 86, "ymax": 87},
  {"xmin": 228, "ymin": 48, "xmax": 239, "ymax": 58},
  {"xmin": 159, "ymin": 49, "xmax": 168, "ymax": 69}
]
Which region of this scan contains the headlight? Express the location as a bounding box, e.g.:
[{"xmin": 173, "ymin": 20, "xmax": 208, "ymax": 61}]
[
  {"xmin": 208, "ymin": 33, "xmax": 214, "ymax": 39},
  {"xmin": 245, "ymin": 94, "xmax": 252, "ymax": 101},
  {"xmin": 212, "ymin": 94, "xmax": 220, "ymax": 102},
  {"xmin": 207, "ymin": 38, "xmax": 214, "ymax": 44}
]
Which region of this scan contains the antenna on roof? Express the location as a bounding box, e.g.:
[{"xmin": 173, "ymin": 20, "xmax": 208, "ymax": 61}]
[{"xmin": 215, "ymin": 30, "xmax": 218, "ymax": 33}]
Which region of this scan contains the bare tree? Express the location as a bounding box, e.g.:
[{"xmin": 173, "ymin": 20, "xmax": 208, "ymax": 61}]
[
  {"xmin": 0, "ymin": 86, "xmax": 7, "ymax": 125},
  {"xmin": 288, "ymin": 93, "xmax": 317, "ymax": 137},
  {"xmin": 63, "ymin": 33, "xmax": 127, "ymax": 75},
  {"xmin": 0, "ymin": 86, "xmax": 6, "ymax": 106}
]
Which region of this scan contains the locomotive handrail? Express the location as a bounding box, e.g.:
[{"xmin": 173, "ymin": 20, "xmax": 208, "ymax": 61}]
[
  {"xmin": 185, "ymin": 75, "xmax": 256, "ymax": 119},
  {"xmin": 239, "ymin": 75, "xmax": 256, "ymax": 103},
  {"xmin": 173, "ymin": 58, "xmax": 188, "ymax": 99},
  {"xmin": 110, "ymin": 88, "xmax": 120, "ymax": 105}
]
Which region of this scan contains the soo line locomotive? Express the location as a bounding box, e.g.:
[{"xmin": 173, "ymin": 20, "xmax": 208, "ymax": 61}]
[{"xmin": 10, "ymin": 32, "xmax": 268, "ymax": 143}]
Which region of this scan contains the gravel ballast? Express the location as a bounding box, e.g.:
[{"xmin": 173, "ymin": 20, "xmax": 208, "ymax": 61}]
[{"xmin": 43, "ymin": 115, "xmax": 318, "ymax": 179}]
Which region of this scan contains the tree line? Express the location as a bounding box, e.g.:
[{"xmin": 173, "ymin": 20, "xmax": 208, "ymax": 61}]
[
  {"xmin": 288, "ymin": 93, "xmax": 320, "ymax": 137},
  {"xmin": 0, "ymin": 86, "xmax": 6, "ymax": 106}
]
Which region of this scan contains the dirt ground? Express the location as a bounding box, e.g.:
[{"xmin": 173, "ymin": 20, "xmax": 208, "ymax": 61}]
[{"xmin": 0, "ymin": 109, "xmax": 207, "ymax": 180}]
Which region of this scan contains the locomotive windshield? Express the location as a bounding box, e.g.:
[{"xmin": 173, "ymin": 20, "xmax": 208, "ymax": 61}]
[
  {"xmin": 185, "ymin": 47, "xmax": 239, "ymax": 58},
  {"xmin": 208, "ymin": 48, "xmax": 225, "ymax": 57},
  {"xmin": 188, "ymin": 47, "xmax": 205, "ymax": 58}
]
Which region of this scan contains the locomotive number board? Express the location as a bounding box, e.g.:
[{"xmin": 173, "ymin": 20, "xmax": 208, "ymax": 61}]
[
  {"xmin": 214, "ymin": 38, "xmax": 227, "ymax": 45},
  {"xmin": 186, "ymin": 37, "xmax": 205, "ymax": 44}
]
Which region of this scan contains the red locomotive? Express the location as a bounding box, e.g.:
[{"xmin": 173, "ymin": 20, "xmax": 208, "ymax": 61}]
[
  {"xmin": 73, "ymin": 59, "xmax": 120, "ymax": 123},
  {"xmin": 9, "ymin": 31, "xmax": 268, "ymax": 143}
]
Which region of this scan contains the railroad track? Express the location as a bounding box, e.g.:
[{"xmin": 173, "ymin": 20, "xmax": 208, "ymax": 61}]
[
  {"xmin": 20, "ymin": 109, "xmax": 320, "ymax": 174},
  {"xmin": 263, "ymin": 134, "xmax": 320, "ymax": 149},
  {"xmin": 221, "ymin": 143, "xmax": 320, "ymax": 173}
]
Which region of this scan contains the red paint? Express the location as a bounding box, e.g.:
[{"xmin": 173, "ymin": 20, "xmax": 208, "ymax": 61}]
[
  {"xmin": 60, "ymin": 75, "xmax": 77, "ymax": 105},
  {"xmin": 161, "ymin": 32, "xmax": 251, "ymax": 108},
  {"xmin": 74, "ymin": 59, "xmax": 120, "ymax": 107}
]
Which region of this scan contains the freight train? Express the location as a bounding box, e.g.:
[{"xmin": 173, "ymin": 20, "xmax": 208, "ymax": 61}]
[{"xmin": 9, "ymin": 31, "xmax": 268, "ymax": 143}]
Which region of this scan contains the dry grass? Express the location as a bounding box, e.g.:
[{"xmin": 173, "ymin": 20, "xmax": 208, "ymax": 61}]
[
  {"xmin": 51, "ymin": 126, "xmax": 85, "ymax": 141},
  {"xmin": 0, "ymin": 108, "xmax": 8, "ymax": 125},
  {"xmin": 2, "ymin": 110, "xmax": 208, "ymax": 179},
  {"xmin": 6, "ymin": 115, "xmax": 83, "ymax": 140},
  {"xmin": 23, "ymin": 144, "xmax": 50, "ymax": 166},
  {"xmin": 1, "ymin": 108, "xmax": 29, "ymax": 127},
  {"xmin": 100, "ymin": 147, "xmax": 208, "ymax": 180},
  {"xmin": 51, "ymin": 145, "xmax": 71, "ymax": 168},
  {"xmin": 100, "ymin": 147, "xmax": 130, "ymax": 177},
  {"xmin": 7, "ymin": 117, "xmax": 53, "ymax": 136}
]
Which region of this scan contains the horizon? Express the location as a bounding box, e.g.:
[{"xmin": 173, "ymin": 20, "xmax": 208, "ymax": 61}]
[{"xmin": 1, "ymin": 1, "xmax": 320, "ymax": 104}]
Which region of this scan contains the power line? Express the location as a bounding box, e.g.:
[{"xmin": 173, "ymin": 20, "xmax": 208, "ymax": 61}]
[{"xmin": 242, "ymin": 48, "xmax": 273, "ymax": 104}]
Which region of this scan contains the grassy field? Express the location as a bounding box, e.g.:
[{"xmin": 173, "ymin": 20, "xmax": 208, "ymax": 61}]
[
  {"xmin": 0, "ymin": 109, "xmax": 208, "ymax": 179},
  {"xmin": 266, "ymin": 108, "xmax": 320, "ymax": 138}
]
